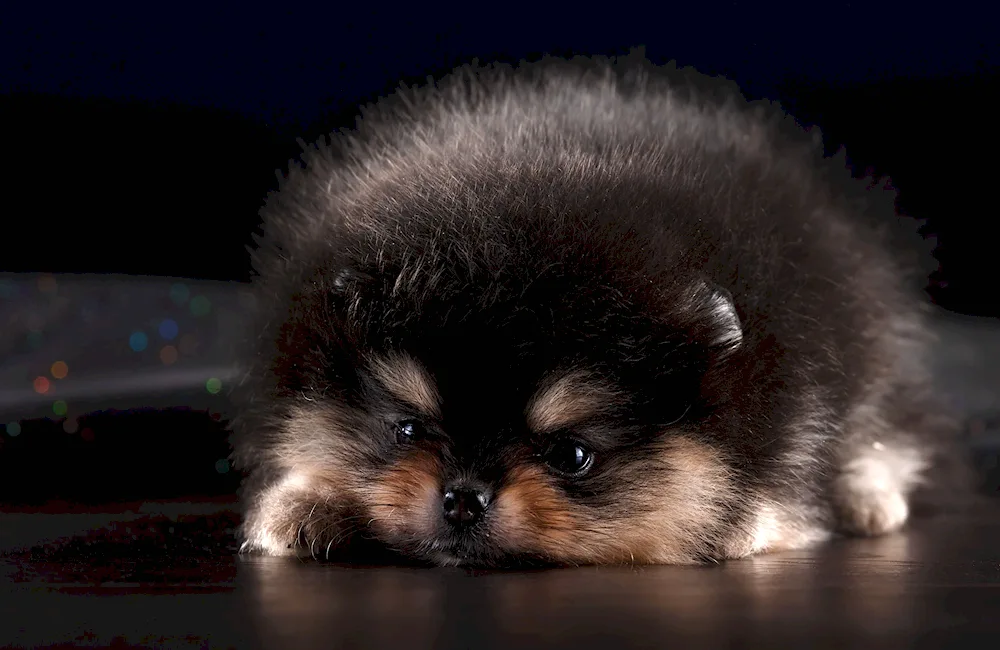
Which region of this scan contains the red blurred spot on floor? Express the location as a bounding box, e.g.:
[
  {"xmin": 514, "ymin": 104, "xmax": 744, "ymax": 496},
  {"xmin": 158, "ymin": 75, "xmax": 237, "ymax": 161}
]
[{"xmin": 33, "ymin": 376, "xmax": 50, "ymax": 394}]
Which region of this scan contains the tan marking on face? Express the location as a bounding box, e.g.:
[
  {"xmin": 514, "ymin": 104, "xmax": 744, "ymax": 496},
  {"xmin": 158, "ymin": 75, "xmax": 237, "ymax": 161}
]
[
  {"xmin": 492, "ymin": 464, "xmax": 579, "ymax": 550},
  {"xmin": 369, "ymin": 353, "xmax": 441, "ymax": 418},
  {"xmin": 634, "ymin": 436, "xmax": 738, "ymax": 562},
  {"xmin": 493, "ymin": 463, "xmax": 645, "ymax": 564},
  {"xmin": 270, "ymin": 406, "xmax": 367, "ymax": 475},
  {"xmin": 491, "ymin": 436, "xmax": 740, "ymax": 565},
  {"xmin": 368, "ymin": 449, "xmax": 443, "ymax": 540},
  {"xmin": 525, "ymin": 371, "xmax": 620, "ymax": 433}
]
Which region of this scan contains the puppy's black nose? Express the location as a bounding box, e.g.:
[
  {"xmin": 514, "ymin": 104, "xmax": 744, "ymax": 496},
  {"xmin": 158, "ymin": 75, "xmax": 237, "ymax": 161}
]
[{"xmin": 442, "ymin": 486, "xmax": 488, "ymax": 527}]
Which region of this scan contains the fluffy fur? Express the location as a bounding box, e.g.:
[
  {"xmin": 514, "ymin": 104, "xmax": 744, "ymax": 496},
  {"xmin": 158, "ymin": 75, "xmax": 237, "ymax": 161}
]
[{"xmin": 229, "ymin": 53, "xmax": 958, "ymax": 567}]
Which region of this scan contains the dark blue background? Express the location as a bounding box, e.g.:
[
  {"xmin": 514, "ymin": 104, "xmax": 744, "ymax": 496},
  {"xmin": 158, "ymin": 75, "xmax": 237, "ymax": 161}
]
[
  {"xmin": 4, "ymin": 5, "xmax": 997, "ymax": 123},
  {"xmin": 2, "ymin": 3, "xmax": 998, "ymax": 316}
]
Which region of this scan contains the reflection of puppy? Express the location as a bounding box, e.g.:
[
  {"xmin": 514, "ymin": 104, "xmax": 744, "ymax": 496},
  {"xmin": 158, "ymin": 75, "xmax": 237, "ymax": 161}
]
[{"xmin": 230, "ymin": 54, "xmax": 955, "ymax": 566}]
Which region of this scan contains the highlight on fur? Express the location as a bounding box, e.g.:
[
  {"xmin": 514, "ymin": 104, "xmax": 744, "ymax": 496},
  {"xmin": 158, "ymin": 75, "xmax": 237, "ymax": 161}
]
[{"xmin": 228, "ymin": 50, "xmax": 962, "ymax": 567}]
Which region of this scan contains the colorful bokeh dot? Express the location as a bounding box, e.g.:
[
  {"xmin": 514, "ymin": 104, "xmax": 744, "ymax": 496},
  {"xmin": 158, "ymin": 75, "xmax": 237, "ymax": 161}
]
[
  {"xmin": 159, "ymin": 318, "xmax": 179, "ymax": 340},
  {"xmin": 5, "ymin": 422, "xmax": 21, "ymax": 437},
  {"xmin": 51, "ymin": 360, "xmax": 69, "ymax": 379},
  {"xmin": 170, "ymin": 283, "xmax": 190, "ymax": 305},
  {"xmin": 33, "ymin": 376, "xmax": 50, "ymax": 394},
  {"xmin": 215, "ymin": 458, "xmax": 230, "ymax": 474},
  {"xmin": 190, "ymin": 295, "xmax": 211, "ymax": 317},
  {"xmin": 160, "ymin": 345, "xmax": 179, "ymax": 365},
  {"xmin": 52, "ymin": 400, "xmax": 68, "ymax": 416},
  {"xmin": 205, "ymin": 377, "xmax": 222, "ymax": 394},
  {"xmin": 63, "ymin": 418, "xmax": 79, "ymax": 434},
  {"xmin": 129, "ymin": 331, "xmax": 148, "ymax": 352},
  {"xmin": 80, "ymin": 427, "xmax": 94, "ymax": 442}
]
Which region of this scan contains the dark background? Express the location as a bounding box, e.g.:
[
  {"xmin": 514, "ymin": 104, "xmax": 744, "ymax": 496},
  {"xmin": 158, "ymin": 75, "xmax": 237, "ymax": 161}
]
[{"xmin": 1, "ymin": 4, "xmax": 997, "ymax": 506}]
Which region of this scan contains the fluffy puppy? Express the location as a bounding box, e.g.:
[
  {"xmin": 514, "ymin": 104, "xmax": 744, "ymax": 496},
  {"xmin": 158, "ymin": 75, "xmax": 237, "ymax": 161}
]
[{"xmin": 229, "ymin": 53, "xmax": 956, "ymax": 567}]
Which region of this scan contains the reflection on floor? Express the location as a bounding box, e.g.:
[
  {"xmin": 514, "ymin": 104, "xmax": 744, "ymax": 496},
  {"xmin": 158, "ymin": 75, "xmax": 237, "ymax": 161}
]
[{"xmin": 1, "ymin": 500, "xmax": 999, "ymax": 649}]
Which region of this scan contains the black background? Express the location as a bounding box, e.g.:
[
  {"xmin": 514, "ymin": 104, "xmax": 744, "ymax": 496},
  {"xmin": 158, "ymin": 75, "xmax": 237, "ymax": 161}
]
[{"xmin": 0, "ymin": 4, "xmax": 997, "ymax": 505}]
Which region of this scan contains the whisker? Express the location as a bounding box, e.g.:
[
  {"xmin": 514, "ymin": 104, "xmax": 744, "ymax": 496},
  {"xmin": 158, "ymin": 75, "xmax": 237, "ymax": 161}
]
[
  {"xmin": 295, "ymin": 503, "xmax": 321, "ymax": 549},
  {"xmin": 331, "ymin": 523, "xmax": 365, "ymax": 546}
]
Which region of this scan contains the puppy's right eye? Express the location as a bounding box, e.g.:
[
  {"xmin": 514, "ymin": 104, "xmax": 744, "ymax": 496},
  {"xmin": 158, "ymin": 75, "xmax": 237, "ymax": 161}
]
[
  {"xmin": 543, "ymin": 440, "xmax": 594, "ymax": 478},
  {"xmin": 395, "ymin": 420, "xmax": 424, "ymax": 443}
]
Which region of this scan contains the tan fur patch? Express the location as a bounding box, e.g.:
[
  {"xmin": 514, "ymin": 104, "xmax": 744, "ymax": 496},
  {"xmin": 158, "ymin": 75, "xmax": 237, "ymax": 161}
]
[
  {"xmin": 367, "ymin": 449, "xmax": 444, "ymax": 541},
  {"xmin": 492, "ymin": 464, "xmax": 580, "ymax": 551},
  {"xmin": 271, "ymin": 407, "xmax": 359, "ymax": 468},
  {"xmin": 493, "ymin": 436, "xmax": 738, "ymax": 565},
  {"xmin": 369, "ymin": 353, "xmax": 441, "ymax": 417},
  {"xmin": 624, "ymin": 436, "xmax": 739, "ymax": 563},
  {"xmin": 525, "ymin": 371, "xmax": 620, "ymax": 433}
]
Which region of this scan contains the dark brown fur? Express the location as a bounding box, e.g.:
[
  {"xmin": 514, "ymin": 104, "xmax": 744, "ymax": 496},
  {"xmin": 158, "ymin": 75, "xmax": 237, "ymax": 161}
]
[{"xmin": 229, "ymin": 53, "xmax": 960, "ymax": 567}]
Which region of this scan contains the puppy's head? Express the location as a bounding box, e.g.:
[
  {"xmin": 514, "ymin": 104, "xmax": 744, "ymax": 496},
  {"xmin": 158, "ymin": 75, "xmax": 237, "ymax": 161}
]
[{"xmin": 236, "ymin": 221, "xmax": 754, "ymax": 566}]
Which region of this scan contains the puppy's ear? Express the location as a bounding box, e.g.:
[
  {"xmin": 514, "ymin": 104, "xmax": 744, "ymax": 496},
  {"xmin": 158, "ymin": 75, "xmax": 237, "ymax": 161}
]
[{"xmin": 691, "ymin": 280, "xmax": 743, "ymax": 355}]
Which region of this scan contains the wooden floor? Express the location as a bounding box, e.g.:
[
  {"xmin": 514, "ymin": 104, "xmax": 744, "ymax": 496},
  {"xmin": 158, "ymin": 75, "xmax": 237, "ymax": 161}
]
[{"xmin": 1, "ymin": 502, "xmax": 999, "ymax": 649}]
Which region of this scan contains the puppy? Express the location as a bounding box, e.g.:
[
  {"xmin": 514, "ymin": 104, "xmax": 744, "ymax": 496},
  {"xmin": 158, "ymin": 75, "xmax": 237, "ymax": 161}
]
[{"xmin": 229, "ymin": 53, "xmax": 956, "ymax": 567}]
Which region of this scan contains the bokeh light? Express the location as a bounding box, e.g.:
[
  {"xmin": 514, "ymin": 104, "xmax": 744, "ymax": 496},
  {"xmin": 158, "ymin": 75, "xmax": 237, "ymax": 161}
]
[
  {"xmin": 37, "ymin": 274, "xmax": 58, "ymax": 293},
  {"xmin": 80, "ymin": 427, "xmax": 94, "ymax": 442},
  {"xmin": 206, "ymin": 377, "xmax": 222, "ymax": 394},
  {"xmin": 190, "ymin": 295, "xmax": 211, "ymax": 317},
  {"xmin": 33, "ymin": 376, "xmax": 50, "ymax": 394},
  {"xmin": 215, "ymin": 458, "xmax": 230, "ymax": 474},
  {"xmin": 63, "ymin": 418, "xmax": 79, "ymax": 434},
  {"xmin": 5, "ymin": 422, "xmax": 21, "ymax": 437},
  {"xmin": 129, "ymin": 331, "xmax": 148, "ymax": 352},
  {"xmin": 159, "ymin": 318, "xmax": 179, "ymax": 340},
  {"xmin": 50, "ymin": 360, "xmax": 69, "ymax": 379},
  {"xmin": 52, "ymin": 400, "xmax": 68, "ymax": 416},
  {"xmin": 170, "ymin": 283, "xmax": 190, "ymax": 305},
  {"xmin": 160, "ymin": 345, "xmax": 178, "ymax": 365}
]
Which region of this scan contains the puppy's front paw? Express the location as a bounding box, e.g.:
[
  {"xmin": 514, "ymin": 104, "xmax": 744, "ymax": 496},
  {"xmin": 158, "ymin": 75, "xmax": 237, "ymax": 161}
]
[
  {"xmin": 239, "ymin": 507, "xmax": 312, "ymax": 557},
  {"xmin": 836, "ymin": 486, "xmax": 909, "ymax": 537},
  {"xmin": 833, "ymin": 440, "xmax": 927, "ymax": 537},
  {"xmin": 238, "ymin": 474, "xmax": 341, "ymax": 557}
]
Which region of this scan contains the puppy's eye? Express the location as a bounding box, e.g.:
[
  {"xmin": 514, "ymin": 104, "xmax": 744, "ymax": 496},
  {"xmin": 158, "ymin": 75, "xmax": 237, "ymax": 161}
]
[
  {"xmin": 544, "ymin": 440, "xmax": 594, "ymax": 477},
  {"xmin": 395, "ymin": 420, "xmax": 424, "ymax": 443}
]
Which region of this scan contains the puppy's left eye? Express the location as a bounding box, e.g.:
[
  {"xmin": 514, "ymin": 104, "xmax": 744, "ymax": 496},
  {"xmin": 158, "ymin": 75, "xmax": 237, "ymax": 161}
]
[
  {"xmin": 395, "ymin": 420, "xmax": 425, "ymax": 443},
  {"xmin": 544, "ymin": 440, "xmax": 594, "ymax": 477}
]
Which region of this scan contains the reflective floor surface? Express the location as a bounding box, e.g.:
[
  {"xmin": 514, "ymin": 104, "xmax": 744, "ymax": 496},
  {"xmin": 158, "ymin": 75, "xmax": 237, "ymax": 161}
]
[{"xmin": 2, "ymin": 503, "xmax": 999, "ymax": 649}]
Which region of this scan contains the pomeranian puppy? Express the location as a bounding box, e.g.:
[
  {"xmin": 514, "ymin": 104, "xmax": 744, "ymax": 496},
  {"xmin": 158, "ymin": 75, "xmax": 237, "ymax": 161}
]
[{"xmin": 229, "ymin": 53, "xmax": 956, "ymax": 567}]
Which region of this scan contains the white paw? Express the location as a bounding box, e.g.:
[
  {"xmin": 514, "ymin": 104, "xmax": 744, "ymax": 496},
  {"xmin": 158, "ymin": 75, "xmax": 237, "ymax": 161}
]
[{"xmin": 837, "ymin": 488, "xmax": 909, "ymax": 537}]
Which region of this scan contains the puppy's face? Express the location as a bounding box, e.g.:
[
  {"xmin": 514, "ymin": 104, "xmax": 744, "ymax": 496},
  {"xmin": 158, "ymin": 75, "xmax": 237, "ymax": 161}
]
[{"xmin": 243, "ymin": 234, "xmax": 747, "ymax": 566}]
